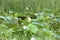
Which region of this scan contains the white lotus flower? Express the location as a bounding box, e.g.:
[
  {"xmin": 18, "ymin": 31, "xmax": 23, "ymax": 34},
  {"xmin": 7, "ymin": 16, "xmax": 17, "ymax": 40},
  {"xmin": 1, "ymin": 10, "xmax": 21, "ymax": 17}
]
[
  {"xmin": 27, "ymin": 17, "xmax": 31, "ymax": 22},
  {"xmin": 26, "ymin": 7, "xmax": 29, "ymax": 10},
  {"xmin": 30, "ymin": 37, "xmax": 36, "ymax": 40},
  {"xmin": 23, "ymin": 26, "xmax": 28, "ymax": 29}
]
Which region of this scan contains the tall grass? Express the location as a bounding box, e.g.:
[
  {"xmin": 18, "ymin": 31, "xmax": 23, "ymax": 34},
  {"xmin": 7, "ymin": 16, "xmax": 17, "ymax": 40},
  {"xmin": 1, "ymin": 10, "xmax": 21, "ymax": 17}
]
[{"xmin": 0, "ymin": 0, "xmax": 60, "ymax": 13}]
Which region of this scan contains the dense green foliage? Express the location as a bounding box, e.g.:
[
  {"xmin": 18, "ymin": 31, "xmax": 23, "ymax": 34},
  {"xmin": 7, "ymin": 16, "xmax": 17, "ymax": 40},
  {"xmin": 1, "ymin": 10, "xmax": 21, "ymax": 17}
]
[{"xmin": 0, "ymin": 0, "xmax": 60, "ymax": 40}]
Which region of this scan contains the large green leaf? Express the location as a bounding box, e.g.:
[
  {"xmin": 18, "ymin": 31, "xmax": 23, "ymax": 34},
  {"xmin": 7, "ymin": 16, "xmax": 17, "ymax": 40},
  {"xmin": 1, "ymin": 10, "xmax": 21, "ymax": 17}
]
[
  {"xmin": 27, "ymin": 24, "xmax": 38, "ymax": 34},
  {"xmin": 5, "ymin": 17, "xmax": 18, "ymax": 28}
]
